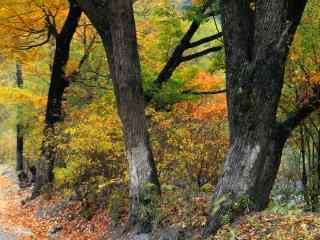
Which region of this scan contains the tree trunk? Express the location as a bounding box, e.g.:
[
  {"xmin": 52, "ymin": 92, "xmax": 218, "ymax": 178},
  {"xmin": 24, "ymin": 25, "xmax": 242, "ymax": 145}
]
[
  {"xmin": 300, "ymin": 125, "xmax": 311, "ymax": 206},
  {"xmin": 317, "ymin": 129, "xmax": 320, "ymax": 191},
  {"xmin": 33, "ymin": 0, "xmax": 82, "ymax": 197},
  {"xmin": 205, "ymin": 128, "xmax": 288, "ymax": 235},
  {"xmin": 16, "ymin": 124, "xmax": 24, "ymax": 171},
  {"xmin": 252, "ymin": 127, "xmax": 288, "ymax": 210},
  {"xmin": 204, "ymin": 0, "xmax": 308, "ymax": 236},
  {"xmin": 76, "ymin": 0, "xmax": 160, "ymax": 232},
  {"xmin": 15, "ymin": 60, "xmax": 24, "ymax": 172}
]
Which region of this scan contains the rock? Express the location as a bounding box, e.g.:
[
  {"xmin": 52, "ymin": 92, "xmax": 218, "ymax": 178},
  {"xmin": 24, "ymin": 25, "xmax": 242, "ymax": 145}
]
[
  {"xmin": 132, "ymin": 233, "xmax": 151, "ymax": 240},
  {"xmin": 36, "ymin": 208, "xmax": 46, "ymax": 219},
  {"xmin": 14, "ymin": 228, "xmax": 33, "ymax": 237},
  {"xmin": 114, "ymin": 232, "xmax": 151, "ymax": 240},
  {"xmin": 47, "ymin": 224, "xmax": 63, "ymax": 240},
  {"xmin": 48, "ymin": 224, "xmax": 63, "ymax": 235},
  {"xmin": 174, "ymin": 180, "xmax": 188, "ymax": 189},
  {"xmin": 66, "ymin": 213, "xmax": 75, "ymax": 221},
  {"xmin": 36, "ymin": 201, "xmax": 69, "ymax": 220},
  {"xmin": 0, "ymin": 228, "xmax": 16, "ymax": 240},
  {"xmin": 47, "ymin": 201, "xmax": 69, "ymax": 218},
  {"xmin": 159, "ymin": 228, "xmax": 191, "ymax": 240}
]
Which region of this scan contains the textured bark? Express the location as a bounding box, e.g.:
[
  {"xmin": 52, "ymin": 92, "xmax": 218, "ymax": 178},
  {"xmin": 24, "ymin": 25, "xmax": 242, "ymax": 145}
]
[
  {"xmin": 253, "ymin": 126, "xmax": 288, "ymax": 210},
  {"xmin": 76, "ymin": 0, "xmax": 160, "ymax": 232},
  {"xmin": 33, "ymin": 1, "xmax": 82, "ymax": 197},
  {"xmin": 45, "ymin": 1, "xmax": 82, "ymax": 126},
  {"xmin": 15, "ymin": 60, "xmax": 24, "ymax": 172},
  {"xmin": 204, "ymin": 0, "xmax": 309, "ymax": 236}
]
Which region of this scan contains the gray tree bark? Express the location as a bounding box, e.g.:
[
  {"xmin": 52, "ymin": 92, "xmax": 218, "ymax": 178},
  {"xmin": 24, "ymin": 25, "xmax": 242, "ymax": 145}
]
[
  {"xmin": 76, "ymin": 0, "xmax": 160, "ymax": 233},
  {"xmin": 204, "ymin": 0, "xmax": 312, "ymax": 236}
]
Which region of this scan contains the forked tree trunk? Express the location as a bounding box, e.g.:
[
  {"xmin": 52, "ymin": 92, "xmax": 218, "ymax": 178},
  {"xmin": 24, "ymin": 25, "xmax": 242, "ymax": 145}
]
[
  {"xmin": 204, "ymin": 0, "xmax": 309, "ymax": 236},
  {"xmin": 33, "ymin": 0, "xmax": 82, "ymax": 197},
  {"xmin": 76, "ymin": 0, "xmax": 160, "ymax": 232}
]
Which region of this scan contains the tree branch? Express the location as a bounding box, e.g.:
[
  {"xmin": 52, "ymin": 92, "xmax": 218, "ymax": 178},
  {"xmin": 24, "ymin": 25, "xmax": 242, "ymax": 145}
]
[
  {"xmin": 187, "ymin": 32, "xmax": 223, "ymax": 49},
  {"xmin": 152, "ymin": 21, "xmax": 201, "ymax": 90},
  {"xmin": 182, "ymin": 89, "xmax": 226, "ymax": 95},
  {"xmin": 280, "ymin": 93, "xmax": 320, "ymax": 137},
  {"xmin": 19, "ymin": 33, "xmax": 51, "ymax": 50},
  {"xmin": 68, "ymin": 34, "xmax": 97, "ymax": 81},
  {"xmin": 181, "ymin": 46, "xmax": 223, "ymax": 62},
  {"xmin": 152, "ymin": 0, "xmax": 220, "ymax": 90},
  {"xmin": 282, "ymin": 0, "xmax": 308, "ymax": 52}
]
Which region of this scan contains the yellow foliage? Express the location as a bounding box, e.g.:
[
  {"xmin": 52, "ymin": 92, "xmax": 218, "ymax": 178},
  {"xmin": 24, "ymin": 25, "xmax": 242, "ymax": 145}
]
[
  {"xmin": 150, "ymin": 97, "xmax": 228, "ymax": 187},
  {"xmin": 54, "ymin": 99, "xmax": 126, "ymax": 194},
  {"xmin": 0, "ymin": 87, "xmax": 46, "ymax": 108}
]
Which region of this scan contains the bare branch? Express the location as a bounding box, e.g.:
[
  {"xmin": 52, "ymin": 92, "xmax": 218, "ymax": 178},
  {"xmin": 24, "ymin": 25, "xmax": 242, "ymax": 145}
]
[
  {"xmin": 280, "ymin": 92, "xmax": 320, "ymax": 137},
  {"xmin": 152, "ymin": 0, "xmax": 221, "ymax": 90},
  {"xmin": 68, "ymin": 34, "xmax": 97, "ymax": 81},
  {"xmin": 182, "ymin": 89, "xmax": 226, "ymax": 95},
  {"xmin": 181, "ymin": 46, "xmax": 223, "ymax": 62},
  {"xmin": 19, "ymin": 33, "xmax": 51, "ymax": 50},
  {"xmin": 187, "ymin": 32, "xmax": 223, "ymax": 49}
]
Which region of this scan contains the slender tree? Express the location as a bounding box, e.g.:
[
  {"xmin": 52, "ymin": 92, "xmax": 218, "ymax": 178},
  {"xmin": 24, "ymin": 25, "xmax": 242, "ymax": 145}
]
[
  {"xmin": 33, "ymin": 0, "xmax": 82, "ymax": 197},
  {"xmin": 204, "ymin": 0, "xmax": 319, "ymax": 236},
  {"xmin": 15, "ymin": 60, "xmax": 24, "ymax": 172}
]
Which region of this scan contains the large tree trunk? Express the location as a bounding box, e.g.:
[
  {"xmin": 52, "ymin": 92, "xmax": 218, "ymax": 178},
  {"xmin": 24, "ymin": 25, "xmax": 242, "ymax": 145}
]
[
  {"xmin": 76, "ymin": 0, "xmax": 160, "ymax": 232},
  {"xmin": 33, "ymin": 0, "xmax": 82, "ymax": 197},
  {"xmin": 205, "ymin": 128, "xmax": 287, "ymax": 235},
  {"xmin": 204, "ymin": 0, "xmax": 309, "ymax": 236},
  {"xmin": 15, "ymin": 60, "xmax": 24, "ymax": 172}
]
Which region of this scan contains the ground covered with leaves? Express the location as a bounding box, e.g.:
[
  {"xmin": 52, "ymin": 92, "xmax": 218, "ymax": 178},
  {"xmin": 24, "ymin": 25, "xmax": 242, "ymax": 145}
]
[
  {"xmin": 0, "ymin": 165, "xmax": 111, "ymax": 240},
  {"xmin": 214, "ymin": 211, "xmax": 320, "ymax": 240},
  {"xmin": 1, "ymin": 164, "xmax": 320, "ymax": 240}
]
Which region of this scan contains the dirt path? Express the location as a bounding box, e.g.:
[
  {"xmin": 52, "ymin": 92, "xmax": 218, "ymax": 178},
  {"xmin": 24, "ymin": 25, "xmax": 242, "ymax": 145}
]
[
  {"xmin": 0, "ymin": 165, "xmax": 34, "ymax": 240},
  {"xmin": 0, "ymin": 164, "xmax": 113, "ymax": 240},
  {"xmin": 0, "ymin": 229, "xmax": 16, "ymax": 240}
]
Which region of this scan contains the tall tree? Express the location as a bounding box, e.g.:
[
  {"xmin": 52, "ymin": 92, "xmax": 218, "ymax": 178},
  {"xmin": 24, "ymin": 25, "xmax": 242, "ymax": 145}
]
[
  {"xmin": 204, "ymin": 0, "xmax": 318, "ymax": 236},
  {"xmin": 15, "ymin": 60, "xmax": 24, "ymax": 172},
  {"xmin": 76, "ymin": 0, "xmax": 160, "ymax": 232},
  {"xmin": 32, "ymin": 0, "xmax": 82, "ymax": 197}
]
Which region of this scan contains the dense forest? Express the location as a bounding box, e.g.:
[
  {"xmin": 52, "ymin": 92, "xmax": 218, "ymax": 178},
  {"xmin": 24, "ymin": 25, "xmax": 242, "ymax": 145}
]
[{"xmin": 0, "ymin": 0, "xmax": 319, "ymax": 239}]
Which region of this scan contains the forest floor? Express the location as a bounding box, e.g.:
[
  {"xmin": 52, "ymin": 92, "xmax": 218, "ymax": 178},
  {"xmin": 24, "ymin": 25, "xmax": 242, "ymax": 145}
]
[
  {"xmin": 0, "ymin": 164, "xmax": 112, "ymax": 240},
  {"xmin": 2, "ymin": 163, "xmax": 320, "ymax": 240}
]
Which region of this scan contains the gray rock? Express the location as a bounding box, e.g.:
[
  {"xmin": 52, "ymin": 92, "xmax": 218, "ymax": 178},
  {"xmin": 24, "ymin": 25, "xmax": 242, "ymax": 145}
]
[
  {"xmin": 47, "ymin": 202, "xmax": 69, "ymax": 218},
  {"xmin": 0, "ymin": 226, "xmax": 33, "ymax": 240},
  {"xmin": 38, "ymin": 201, "xmax": 69, "ymax": 219},
  {"xmin": 132, "ymin": 233, "xmax": 151, "ymax": 240},
  {"xmin": 159, "ymin": 228, "xmax": 191, "ymax": 240},
  {"xmin": 36, "ymin": 207, "xmax": 46, "ymax": 219},
  {"xmin": 115, "ymin": 232, "xmax": 151, "ymax": 240},
  {"xmin": 47, "ymin": 224, "xmax": 63, "ymax": 236},
  {"xmin": 0, "ymin": 228, "xmax": 16, "ymax": 240}
]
